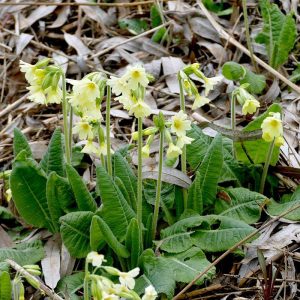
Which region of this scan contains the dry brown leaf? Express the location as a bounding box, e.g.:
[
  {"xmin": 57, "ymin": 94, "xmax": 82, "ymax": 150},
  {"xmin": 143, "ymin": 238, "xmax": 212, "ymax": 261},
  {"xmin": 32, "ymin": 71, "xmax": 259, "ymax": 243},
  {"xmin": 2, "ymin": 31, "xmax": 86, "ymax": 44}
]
[
  {"xmin": 48, "ymin": 6, "xmax": 70, "ymax": 29},
  {"xmin": 64, "ymin": 32, "xmax": 91, "ymax": 57},
  {"xmin": 15, "ymin": 33, "xmax": 33, "ymax": 56},
  {"xmin": 0, "ymin": 225, "xmax": 14, "ymax": 248},
  {"xmin": 41, "ymin": 234, "xmax": 61, "ymax": 289}
]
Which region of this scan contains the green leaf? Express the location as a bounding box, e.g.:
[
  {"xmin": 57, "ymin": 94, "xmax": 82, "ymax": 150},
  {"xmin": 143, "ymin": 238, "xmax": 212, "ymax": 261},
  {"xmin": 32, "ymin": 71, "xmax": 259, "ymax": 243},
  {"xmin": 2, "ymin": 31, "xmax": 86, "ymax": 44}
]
[
  {"xmin": 240, "ymin": 69, "xmax": 266, "ymax": 94},
  {"xmin": 119, "ymin": 19, "xmax": 148, "ymax": 35},
  {"xmin": 96, "ymin": 166, "xmax": 135, "ymax": 240},
  {"xmin": 10, "ymin": 158, "xmax": 55, "ymax": 232},
  {"xmin": 152, "ymin": 28, "xmax": 167, "ymax": 43},
  {"xmin": 0, "ymin": 271, "xmax": 11, "ymax": 300},
  {"xmin": 192, "ymin": 215, "xmax": 256, "ymax": 252},
  {"xmin": 13, "ymin": 128, "xmax": 32, "ymax": 158},
  {"xmin": 267, "ymin": 186, "xmax": 300, "ymax": 221},
  {"xmin": 125, "ymin": 218, "xmax": 142, "ymax": 269},
  {"xmin": 56, "ymin": 272, "xmax": 84, "ymax": 300},
  {"xmin": 46, "ymin": 172, "xmax": 76, "ymax": 232},
  {"xmin": 0, "ymin": 207, "xmax": 13, "ymax": 220},
  {"xmin": 197, "ymin": 134, "xmax": 223, "ymax": 208},
  {"xmin": 40, "ymin": 128, "xmax": 64, "ymax": 177},
  {"xmin": 235, "ymin": 103, "xmax": 282, "ymax": 165},
  {"xmin": 256, "ymin": 0, "xmax": 296, "ymax": 69},
  {"xmin": 113, "ymin": 152, "xmax": 137, "ymax": 210},
  {"xmin": 215, "ymin": 188, "xmax": 267, "ymax": 224},
  {"xmin": 150, "ymin": 5, "xmax": 162, "ymax": 27},
  {"xmin": 0, "ymin": 241, "xmax": 44, "ymax": 266},
  {"xmin": 90, "ymin": 215, "xmax": 106, "ymax": 251},
  {"xmin": 93, "ymin": 216, "xmax": 130, "ymax": 258},
  {"xmin": 60, "ymin": 211, "xmax": 93, "ymax": 258},
  {"xmin": 136, "ymin": 247, "xmax": 215, "ymax": 298},
  {"xmin": 187, "ymin": 172, "xmax": 203, "ymax": 214},
  {"xmin": 65, "ymin": 164, "xmax": 97, "ymax": 212},
  {"xmin": 222, "ymin": 62, "xmax": 246, "ymax": 81}
]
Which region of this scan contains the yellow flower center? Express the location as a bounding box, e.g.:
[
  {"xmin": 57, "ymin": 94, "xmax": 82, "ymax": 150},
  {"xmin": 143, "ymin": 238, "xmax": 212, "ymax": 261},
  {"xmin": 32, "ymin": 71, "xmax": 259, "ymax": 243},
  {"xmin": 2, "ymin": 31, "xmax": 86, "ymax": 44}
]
[
  {"xmin": 132, "ymin": 70, "xmax": 141, "ymax": 79},
  {"xmin": 81, "ymin": 123, "xmax": 90, "ymax": 131},
  {"xmin": 174, "ymin": 119, "xmax": 182, "ymax": 130},
  {"xmin": 87, "ymin": 82, "xmax": 96, "ymax": 90},
  {"xmin": 270, "ymin": 119, "xmax": 280, "ymax": 128}
]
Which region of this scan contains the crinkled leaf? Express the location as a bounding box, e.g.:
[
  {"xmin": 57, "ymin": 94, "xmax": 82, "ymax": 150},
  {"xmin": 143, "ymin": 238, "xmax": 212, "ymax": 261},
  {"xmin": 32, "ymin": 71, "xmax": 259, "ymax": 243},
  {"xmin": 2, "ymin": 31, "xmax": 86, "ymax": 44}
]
[
  {"xmin": 13, "ymin": 128, "xmax": 32, "ymax": 158},
  {"xmin": 60, "ymin": 211, "xmax": 93, "ymax": 258},
  {"xmin": 0, "ymin": 271, "xmax": 11, "ymax": 300},
  {"xmin": 10, "ymin": 158, "xmax": 55, "ymax": 232},
  {"xmin": 0, "ymin": 241, "xmax": 44, "ymax": 266},
  {"xmin": 56, "ymin": 272, "xmax": 84, "ymax": 300},
  {"xmin": 215, "ymin": 187, "xmax": 267, "ymax": 224},
  {"xmin": 40, "ymin": 128, "xmax": 64, "ymax": 177}
]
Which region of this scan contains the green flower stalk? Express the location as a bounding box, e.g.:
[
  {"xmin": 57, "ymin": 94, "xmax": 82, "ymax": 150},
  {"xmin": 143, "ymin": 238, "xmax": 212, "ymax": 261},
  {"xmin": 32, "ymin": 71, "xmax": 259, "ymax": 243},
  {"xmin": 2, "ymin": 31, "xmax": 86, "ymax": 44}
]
[
  {"xmin": 137, "ymin": 116, "xmax": 143, "ymax": 231},
  {"xmin": 151, "ymin": 113, "xmax": 165, "ymax": 240},
  {"xmin": 106, "ymin": 85, "xmax": 112, "ymax": 176}
]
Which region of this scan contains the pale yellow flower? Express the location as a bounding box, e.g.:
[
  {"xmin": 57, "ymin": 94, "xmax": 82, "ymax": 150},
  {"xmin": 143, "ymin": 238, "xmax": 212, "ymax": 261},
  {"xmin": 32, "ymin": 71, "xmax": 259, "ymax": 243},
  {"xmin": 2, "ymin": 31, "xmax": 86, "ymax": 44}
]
[
  {"xmin": 86, "ymin": 251, "xmax": 106, "ymax": 267},
  {"xmin": 45, "ymin": 86, "xmax": 62, "ymax": 104},
  {"xmin": 107, "ymin": 76, "xmax": 130, "ymax": 96},
  {"xmin": 170, "ymin": 110, "xmax": 192, "ymax": 137},
  {"xmin": 82, "ymin": 140, "xmax": 98, "ymax": 155},
  {"xmin": 115, "ymin": 94, "xmax": 135, "ymax": 111},
  {"xmin": 129, "ymin": 100, "xmax": 152, "ymax": 118},
  {"xmin": 166, "ymin": 143, "xmax": 182, "ymax": 159},
  {"xmin": 5, "ymin": 189, "xmax": 12, "ymax": 202},
  {"xmin": 242, "ymin": 99, "xmax": 260, "ymax": 115},
  {"xmin": 99, "ymin": 142, "xmax": 108, "ymax": 156},
  {"xmin": 102, "ymin": 292, "xmax": 119, "ymax": 300},
  {"xmin": 73, "ymin": 120, "xmax": 94, "ymax": 140},
  {"xmin": 192, "ymin": 94, "xmax": 211, "ymax": 110},
  {"xmin": 261, "ymin": 112, "xmax": 283, "ymax": 142},
  {"xmin": 20, "ymin": 60, "xmax": 37, "ymax": 84},
  {"xmin": 275, "ymin": 136, "xmax": 284, "ymax": 147},
  {"xmin": 176, "ymin": 135, "xmax": 194, "ymax": 148},
  {"xmin": 142, "ymin": 285, "xmax": 158, "ymax": 300},
  {"xmin": 202, "ymin": 76, "xmax": 222, "ymax": 96},
  {"xmin": 68, "ymin": 78, "xmax": 100, "ymax": 108},
  {"xmin": 142, "ymin": 144, "xmax": 150, "ymax": 158},
  {"xmin": 125, "ymin": 65, "xmax": 149, "ymax": 90},
  {"xmin": 27, "ymin": 85, "xmax": 47, "ymax": 104},
  {"xmin": 118, "ymin": 267, "xmax": 140, "ymax": 289}
]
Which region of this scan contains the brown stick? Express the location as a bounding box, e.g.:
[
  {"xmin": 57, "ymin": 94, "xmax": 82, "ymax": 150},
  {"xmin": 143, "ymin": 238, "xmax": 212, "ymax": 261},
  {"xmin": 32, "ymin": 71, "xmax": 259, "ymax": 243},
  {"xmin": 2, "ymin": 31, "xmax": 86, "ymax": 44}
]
[
  {"xmin": 172, "ymin": 201, "xmax": 300, "ymax": 300},
  {"xmin": 196, "ymin": 0, "xmax": 300, "ymax": 95},
  {"xmin": 5, "ymin": 259, "xmax": 65, "ymax": 300}
]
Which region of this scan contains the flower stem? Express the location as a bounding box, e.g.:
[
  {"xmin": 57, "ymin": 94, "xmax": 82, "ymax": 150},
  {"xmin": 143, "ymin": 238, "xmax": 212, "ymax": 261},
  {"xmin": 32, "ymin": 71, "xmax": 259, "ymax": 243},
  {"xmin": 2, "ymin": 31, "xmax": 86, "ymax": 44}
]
[
  {"xmin": 137, "ymin": 117, "xmax": 143, "ymax": 232},
  {"xmin": 259, "ymin": 139, "xmax": 275, "ymax": 194},
  {"xmin": 83, "ymin": 260, "xmax": 90, "ymax": 300},
  {"xmin": 106, "ymin": 86, "xmax": 112, "ymax": 176},
  {"xmin": 178, "ymin": 74, "xmax": 188, "ymax": 209},
  {"xmin": 68, "ymin": 106, "xmax": 73, "ymax": 162},
  {"xmin": 231, "ymin": 94, "xmax": 236, "ymax": 159},
  {"xmin": 242, "ymin": 0, "xmax": 258, "ymax": 72},
  {"xmin": 61, "ymin": 74, "xmax": 71, "ymax": 164},
  {"xmin": 98, "ymin": 125, "xmax": 106, "ymax": 168},
  {"xmin": 151, "ymin": 129, "xmax": 164, "ymax": 240}
]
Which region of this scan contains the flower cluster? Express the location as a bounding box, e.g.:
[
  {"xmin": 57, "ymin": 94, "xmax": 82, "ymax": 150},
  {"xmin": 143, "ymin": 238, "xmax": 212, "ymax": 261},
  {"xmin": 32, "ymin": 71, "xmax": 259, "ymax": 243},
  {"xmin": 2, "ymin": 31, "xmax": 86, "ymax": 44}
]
[
  {"xmin": 179, "ymin": 63, "xmax": 223, "ymax": 109},
  {"xmin": 20, "ymin": 59, "xmax": 63, "ymax": 105},
  {"xmin": 86, "ymin": 252, "xmax": 157, "ymax": 300},
  {"xmin": 68, "ymin": 73, "xmax": 111, "ymax": 157},
  {"xmin": 232, "ymin": 84, "xmax": 260, "ymax": 115},
  {"xmin": 133, "ymin": 111, "xmax": 193, "ymax": 160},
  {"xmin": 108, "ymin": 65, "xmax": 152, "ymax": 118},
  {"xmin": 261, "ymin": 112, "xmax": 284, "ymax": 146}
]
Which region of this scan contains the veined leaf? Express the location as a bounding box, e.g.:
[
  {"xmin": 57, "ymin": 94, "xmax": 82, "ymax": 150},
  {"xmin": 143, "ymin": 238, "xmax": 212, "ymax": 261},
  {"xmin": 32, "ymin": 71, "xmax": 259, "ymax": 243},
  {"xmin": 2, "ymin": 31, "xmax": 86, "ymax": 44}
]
[
  {"xmin": 197, "ymin": 134, "xmax": 223, "ymax": 207},
  {"xmin": 93, "ymin": 216, "xmax": 130, "ymax": 258},
  {"xmin": 90, "ymin": 215, "xmax": 106, "ymax": 251},
  {"xmin": 215, "ymin": 187, "xmax": 267, "ymax": 224},
  {"xmin": 46, "ymin": 172, "xmax": 75, "ymax": 232},
  {"xmin": 136, "ymin": 247, "xmax": 215, "ymax": 299},
  {"xmin": 235, "ymin": 103, "xmax": 282, "ymax": 165},
  {"xmin": 56, "ymin": 272, "xmax": 84, "ymax": 300},
  {"xmin": 187, "ymin": 172, "xmax": 203, "ymax": 214},
  {"xmin": 13, "ymin": 128, "xmax": 32, "ymax": 158},
  {"xmin": 256, "ymin": 0, "xmax": 296, "ymax": 69},
  {"xmin": 192, "ymin": 215, "xmax": 256, "ymax": 252},
  {"xmin": 0, "ymin": 241, "xmax": 44, "ymax": 266},
  {"xmin": 113, "ymin": 152, "xmax": 137, "ymax": 211},
  {"xmin": 60, "ymin": 211, "xmax": 93, "ymax": 258},
  {"xmin": 10, "ymin": 158, "xmax": 55, "ymax": 232},
  {"xmin": 65, "ymin": 164, "xmax": 97, "ymax": 212},
  {"xmin": 96, "ymin": 166, "xmax": 136, "ymax": 240},
  {"xmin": 40, "ymin": 128, "xmax": 64, "ymax": 177},
  {"xmin": 0, "ymin": 271, "xmax": 11, "ymax": 300},
  {"xmin": 267, "ymin": 186, "xmax": 300, "ymax": 221},
  {"xmin": 125, "ymin": 218, "xmax": 142, "ymax": 269}
]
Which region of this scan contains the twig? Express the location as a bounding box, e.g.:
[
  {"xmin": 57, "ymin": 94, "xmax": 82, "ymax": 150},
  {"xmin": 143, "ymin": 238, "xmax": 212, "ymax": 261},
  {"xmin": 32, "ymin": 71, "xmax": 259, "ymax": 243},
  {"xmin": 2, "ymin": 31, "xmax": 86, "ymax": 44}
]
[
  {"xmin": 196, "ymin": 0, "xmax": 300, "ymax": 95},
  {"xmin": 0, "ymin": 93, "xmax": 28, "ymax": 118},
  {"xmin": 0, "ymin": 1, "xmax": 168, "ymax": 7},
  {"xmin": 91, "ymin": 21, "xmax": 172, "ymax": 58},
  {"xmin": 5, "ymin": 259, "xmax": 65, "ymax": 300},
  {"xmin": 172, "ymin": 201, "xmax": 300, "ymax": 300}
]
